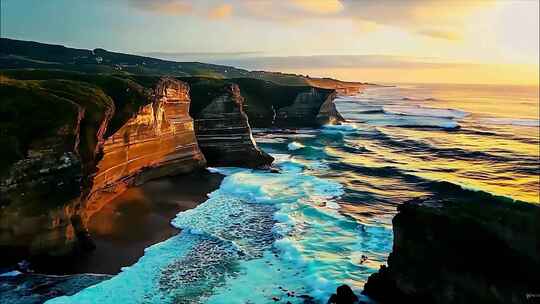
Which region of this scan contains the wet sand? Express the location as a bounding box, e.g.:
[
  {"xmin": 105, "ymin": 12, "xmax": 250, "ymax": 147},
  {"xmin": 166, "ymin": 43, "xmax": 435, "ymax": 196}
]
[{"xmin": 32, "ymin": 170, "xmax": 223, "ymax": 275}]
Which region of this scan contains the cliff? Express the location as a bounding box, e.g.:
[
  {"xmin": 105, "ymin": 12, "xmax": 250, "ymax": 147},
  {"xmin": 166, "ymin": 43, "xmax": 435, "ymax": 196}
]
[
  {"xmin": 186, "ymin": 78, "xmax": 273, "ymax": 168},
  {"xmin": 0, "ymin": 70, "xmax": 346, "ymax": 262},
  {"xmin": 0, "ymin": 74, "xmax": 205, "ymax": 262},
  {"xmin": 363, "ymin": 196, "xmax": 540, "ymax": 304},
  {"xmin": 83, "ymin": 78, "xmax": 206, "ymax": 223},
  {"xmin": 226, "ymin": 78, "xmax": 345, "ymax": 128}
]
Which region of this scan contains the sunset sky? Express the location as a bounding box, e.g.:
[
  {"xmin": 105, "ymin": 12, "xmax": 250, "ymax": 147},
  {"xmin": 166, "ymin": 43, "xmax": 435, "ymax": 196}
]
[{"xmin": 2, "ymin": 0, "xmax": 539, "ymax": 85}]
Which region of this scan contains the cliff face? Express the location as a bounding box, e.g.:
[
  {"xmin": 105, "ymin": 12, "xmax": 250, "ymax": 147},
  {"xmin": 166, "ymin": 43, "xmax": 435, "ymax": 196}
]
[
  {"xmin": 363, "ymin": 196, "xmax": 540, "ymax": 304},
  {"xmin": 0, "ymin": 76, "xmax": 116, "ymax": 259},
  {"xmin": 83, "ymin": 78, "xmax": 206, "ymax": 222},
  {"xmin": 190, "ymin": 82, "xmax": 273, "ymax": 168},
  {"xmin": 0, "ymin": 76, "xmax": 205, "ymax": 261},
  {"xmin": 276, "ymin": 88, "xmax": 344, "ymax": 126},
  {"xmin": 222, "ymin": 78, "xmax": 344, "ymax": 128}
]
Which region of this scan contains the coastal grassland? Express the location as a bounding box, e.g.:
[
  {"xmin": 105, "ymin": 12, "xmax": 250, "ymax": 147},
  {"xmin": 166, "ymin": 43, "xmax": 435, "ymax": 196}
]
[
  {"xmin": 0, "ymin": 71, "xmax": 158, "ymax": 214},
  {"xmin": 0, "ymin": 75, "xmax": 113, "ymax": 214},
  {"xmin": 1, "ymin": 38, "xmax": 367, "ymax": 88},
  {"xmin": 0, "ymin": 69, "xmax": 153, "ymax": 138},
  {"xmin": 0, "ymin": 76, "xmax": 110, "ymax": 174}
]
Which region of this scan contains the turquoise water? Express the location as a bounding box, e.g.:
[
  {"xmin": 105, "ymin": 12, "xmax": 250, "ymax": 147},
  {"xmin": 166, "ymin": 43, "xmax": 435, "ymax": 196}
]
[
  {"xmin": 42, "ymin": 83, "xmax": 539, "ymax": 303},
  {"xmin": 47, "ymin": 157, "xmax": 390, "ymax": 303}
]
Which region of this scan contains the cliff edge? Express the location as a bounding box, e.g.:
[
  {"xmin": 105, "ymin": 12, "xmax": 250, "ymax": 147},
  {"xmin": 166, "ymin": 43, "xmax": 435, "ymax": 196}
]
[
  {"xmin": 229, "ymin": 78, "xmax": 345, "ymax": 128},
  {"xmin": 0, "ymin": 74, "xmax": 205, "ymax": 261},
  {"xmin": 188, "ymin": 79, "xmax": 273, "ymax": 168},
  {"xmin": 363, "ymin": 196, "xmax": 540, "ymax": 304}
]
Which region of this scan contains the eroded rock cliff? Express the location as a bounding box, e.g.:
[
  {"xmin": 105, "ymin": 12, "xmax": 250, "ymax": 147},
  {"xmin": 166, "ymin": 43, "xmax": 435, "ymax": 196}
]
[
  {"xmin": 84, "ymin": 78, "xmax": 206, "ymax": 222},
  {"xmin": 226, "ymin": 78, "xmax": 344, "ymax": 128},
  {"xmin": 276, "ymin": 87, "xmax": 344, "ymax": 126},
  {"xmin": 0, "ymin": 75, "xmax": 205, "ymax": 261},
  {"xmin": 363, "ymin": 196, "xmax": 540, "ymax": 304},
  {"xmin": 187, "ymin": 79, "xmax": 273, "ymax": 168}
]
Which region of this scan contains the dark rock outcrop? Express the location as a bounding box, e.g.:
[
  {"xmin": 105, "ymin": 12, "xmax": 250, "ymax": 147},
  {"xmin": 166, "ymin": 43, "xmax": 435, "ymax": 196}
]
[
  {"xmin": 0, "ymin": 75, "xmax": 205, "ymax": 261},
  {"xmin": 274, "ymin": 88, "xmax": 344, "ymax": 126},
  {"xmin": 327, "ymin": 285, "xmax": 359, "ymax": 304},
  {"xmin": 190, "ymin": 82, "xmax": 273, "ymax": 168},
  {"xmin": 0, "ymin": 272, "xmax": 111, "ymax": 304},
  {"xmin": 363, "ymin": 196, "xmax": 540, "ymax": 304}
]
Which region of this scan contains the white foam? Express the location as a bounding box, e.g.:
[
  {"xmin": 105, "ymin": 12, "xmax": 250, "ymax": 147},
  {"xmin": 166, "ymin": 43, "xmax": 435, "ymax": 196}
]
[
  {"xmin": 287, "ymin": 141, "xmax": 305, "ymax": 151},
  {"xmin": 47, "ymin": 145, "xmax": 388, "ymax": 304},
  {"xmin": 0, "ymin": 270, "xmax": 22, "ymax": 277},
  {"xmin": 255, "ymin": 137, "xmax": 287, "ymax": 144}
]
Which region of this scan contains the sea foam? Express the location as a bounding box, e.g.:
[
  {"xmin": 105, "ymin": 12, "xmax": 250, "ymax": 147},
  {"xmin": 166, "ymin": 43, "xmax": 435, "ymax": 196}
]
[{"xmin": 47, "ymin": 157, "xmax": 385, "ymax": 304}]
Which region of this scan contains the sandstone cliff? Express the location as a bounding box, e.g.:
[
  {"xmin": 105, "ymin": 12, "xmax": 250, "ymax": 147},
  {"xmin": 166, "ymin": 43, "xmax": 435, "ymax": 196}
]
[
  {"xmin": 83, "ymin": 78, "xmax": 206, "ymax": 223},
  {"xmin": 0, "ymin": 75, "xmax": 205, "ymax": 261},
  {"xmin": 363, "ymin": 196, "xmax": 540, "ymax": 304}
]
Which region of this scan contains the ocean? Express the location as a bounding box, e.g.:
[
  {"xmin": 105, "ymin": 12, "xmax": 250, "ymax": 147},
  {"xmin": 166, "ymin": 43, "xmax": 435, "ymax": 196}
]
[{"xmin": 44, "ymin": 83, "xmax": 539, "ymax": 303}]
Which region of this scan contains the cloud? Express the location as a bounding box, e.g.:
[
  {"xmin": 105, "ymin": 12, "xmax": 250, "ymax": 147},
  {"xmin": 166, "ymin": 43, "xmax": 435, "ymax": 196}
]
[
  {"xmin": 208, "ymin": 4, "xmax": 233, "ymax": 19},
  {"xmin": 339, "ymin": 0, "xmax": 493, "ymax": 40},
  {"xmin": 126, "ymin": 0, "xmax": 493, "ymax": 40},
  {"xmin": 291, "ymin": 0, "xmax": 344, "ymax": 14},
  {"xmin": 416, "ymin": 29, "xmax": 462, "ymax": 41},
  {"xmin": 128, "ymin": 0, "xmax": 192, "ymax": 15}
]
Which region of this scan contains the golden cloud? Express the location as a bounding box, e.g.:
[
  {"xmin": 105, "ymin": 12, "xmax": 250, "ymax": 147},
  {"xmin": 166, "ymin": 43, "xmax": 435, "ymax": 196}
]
[
  {"xmin": 208, "ymin": 4, "xmax": 233, "ymax": 20},
  {"xmin": 417, "ymin": 29, "xmax": 463, "ymax": 41},
  {"xmin": 127, "ymin": 0, "xmax": 494, "ymax": 40},
  {"xmin": 340, "ymin": 0, "xmax": 495, "ymax": 40},
  {"xmin": 291, "ymin": 0, "xmax": 344, "ymax": 14}
]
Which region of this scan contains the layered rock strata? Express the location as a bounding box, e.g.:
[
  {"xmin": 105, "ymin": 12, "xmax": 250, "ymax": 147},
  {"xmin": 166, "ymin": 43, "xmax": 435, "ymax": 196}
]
[
  {"xmin": 190, "ymin": 83, "xmax": 273, "ymax": 168},
  {"xmin": 0, "ymin": 76, "xmax": 205, "ymax": 260},
  {"xmin": 83, "ymin": 78, "xmax": 206, "ymax": 222},
  {"xmin": 363, "ymin": 196, "xmax": 540, "ymax": 304}
]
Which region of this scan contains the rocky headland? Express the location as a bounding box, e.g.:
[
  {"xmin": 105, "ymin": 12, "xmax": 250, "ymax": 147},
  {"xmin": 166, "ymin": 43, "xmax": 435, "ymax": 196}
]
[
  {"xmin": 363, "ymin": 196, "xmax": 540, "ymax": 304},
  {"xmin": 0, "ymin": 69, "xmax": 345, "ymax": 266},
  {"xmin": 0, "ymin": 75, "xmax": 207, "ymax": 262},
  {"xmin": 186, "ymin": 78, "xmax": 274, "ymax": 168},
  {"xmin": 230, "ymin": 78, "xmax": 345, "ymax": 128}
]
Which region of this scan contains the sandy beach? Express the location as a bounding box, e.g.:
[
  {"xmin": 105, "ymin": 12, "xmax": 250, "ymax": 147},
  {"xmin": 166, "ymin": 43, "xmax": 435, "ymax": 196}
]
[{"xmin": 31, "ymin": 170, "xmax": 224, "ymax": 275}]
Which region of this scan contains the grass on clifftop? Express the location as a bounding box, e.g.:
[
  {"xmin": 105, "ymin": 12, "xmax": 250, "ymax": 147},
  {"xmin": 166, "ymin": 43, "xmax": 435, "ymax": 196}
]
[
  {"xmin": 0, "ymin": 76, "xmax": 112, "ymax": 173},
  {"xmin": 0, "ymin": 70, "xmax": 156, "ymax": 174}
]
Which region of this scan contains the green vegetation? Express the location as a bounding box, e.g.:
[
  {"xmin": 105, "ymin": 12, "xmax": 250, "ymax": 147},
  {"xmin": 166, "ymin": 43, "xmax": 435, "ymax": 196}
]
[
  {"xmin": 0, "ymin": 78, "xmax": 81, "ymax": 173},
  {"xmin": 0, "ymin": 70, "xmax": 157, "ymax": 175},
  {"xmin": 1, "ymin": 69, "xmax": 153, "ymax": 137},
  {"xmin": 1, "ymin": 38, "xmax": 363, "ymax": 87}
]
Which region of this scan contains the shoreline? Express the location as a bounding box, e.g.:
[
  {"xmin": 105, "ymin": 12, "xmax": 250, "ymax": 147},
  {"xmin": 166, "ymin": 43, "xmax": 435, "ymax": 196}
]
[{"xmin": 30, "ymin": 170, "xmax": 224, "ymax": 275}]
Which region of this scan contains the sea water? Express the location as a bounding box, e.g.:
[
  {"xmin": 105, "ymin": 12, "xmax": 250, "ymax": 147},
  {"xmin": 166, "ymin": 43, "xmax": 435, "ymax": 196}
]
[{"xmin": 43, "ymin": 83, "xmax": 539, "ymax": 303}]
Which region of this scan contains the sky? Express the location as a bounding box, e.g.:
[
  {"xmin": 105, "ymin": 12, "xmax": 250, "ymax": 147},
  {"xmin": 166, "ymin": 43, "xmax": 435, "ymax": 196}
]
[{"xmin": 2, "ymin": 0, "xmax": 539, "ymax": 85}]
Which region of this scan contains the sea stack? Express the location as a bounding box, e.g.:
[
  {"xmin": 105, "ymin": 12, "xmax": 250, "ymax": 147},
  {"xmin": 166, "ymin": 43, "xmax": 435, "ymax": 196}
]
[{"xmin": 190, "ymin": 82, "xmax": 273, "ymax": 168}]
